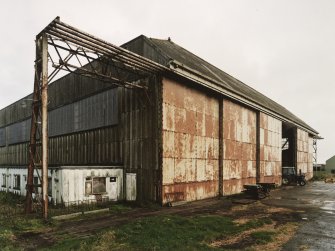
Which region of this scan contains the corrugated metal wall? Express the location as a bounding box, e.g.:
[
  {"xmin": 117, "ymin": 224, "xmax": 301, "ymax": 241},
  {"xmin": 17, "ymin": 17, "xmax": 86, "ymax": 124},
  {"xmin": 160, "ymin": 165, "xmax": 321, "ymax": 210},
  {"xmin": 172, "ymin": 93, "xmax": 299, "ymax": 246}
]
[
  {"xmin": 0, "ymin": 54, "xmax": 313, "ymax": 204},
  {"xmin": 222, "ymin": 100, "xmax": 257, "ymax": 195},
  {"xmin": 0, "ymin": 128, "xmax": 6, "ymax": 146},
  {"xmin": 48, "ymin": 126, "xmax": 121, "ymax": 165},
  {"xmin": 0, "ymin": 71, "xmax": 160, "ymax": 202},
  {"xmin": 259, "ymin": 113, "xmax": 282, "ymax": 184},
  {"xmin": 49, "ymin": 88, "xmax": 118, "ymax": 136},
  {"xmin": 0, "ymin": 74, "xmax": 112, "ymax": 128},
  {"xmin": 7, "ymin": 119, "xmax": 31, "ymax": 144},
  {"xmin": 161, "ymin": 78, "xmax": 219, "ymax": 204},
  {"xmin": 120, "ymin": 77, "xmax": 161, "ymax": 202},
  {"xmin": 0, "ymin": 143, "xmax": 29, "ymax": 165},
  {"xmin": 297, "ymin": 128, "xmax": 313, "ymax": 180},
  {"xmin": 1, "ymin": 88, "xmax": 118, "ymax": 146}
]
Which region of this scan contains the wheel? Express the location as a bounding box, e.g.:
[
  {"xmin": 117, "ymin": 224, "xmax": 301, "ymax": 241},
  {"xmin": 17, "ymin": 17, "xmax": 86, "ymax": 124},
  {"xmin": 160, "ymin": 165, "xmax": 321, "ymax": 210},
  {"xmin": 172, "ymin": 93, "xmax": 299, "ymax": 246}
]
[
  {"xmin": 282, "ymin": 178, "xmax": 289, "ymax": 185},
  {"xmin": 299, "ymin": 180, "xmax": 306, "ymax": 186},
  {"xmin": 257, "ymin": 191, "xmax": 267, "ymax": 199}
]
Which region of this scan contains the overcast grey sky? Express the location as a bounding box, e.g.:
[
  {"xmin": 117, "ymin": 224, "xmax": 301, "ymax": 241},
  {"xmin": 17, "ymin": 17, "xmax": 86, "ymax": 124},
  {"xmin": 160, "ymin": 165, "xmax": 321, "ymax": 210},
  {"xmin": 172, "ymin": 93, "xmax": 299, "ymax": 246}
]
[{"xmin": 0, "ymin": 0, "xmax": 334, "ymax": 163}]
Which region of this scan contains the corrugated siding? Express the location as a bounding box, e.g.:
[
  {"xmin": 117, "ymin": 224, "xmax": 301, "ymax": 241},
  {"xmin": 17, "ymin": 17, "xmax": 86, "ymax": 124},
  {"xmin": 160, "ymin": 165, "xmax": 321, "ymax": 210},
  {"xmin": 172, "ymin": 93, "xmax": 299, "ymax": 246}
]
[
  {"xmin": 49, "ymin": 88, "xmax": 118, "ymax": 137},
  {"xmin": 7, "ymin": 119, "xmax": 31, "ymax": 144},
  {"xmin": 259, "ymin": 113, "xmax": 282, "ymax": 184},
  {"xmin": 297, "ymin": 128, "xmax": 313, "ymax": 180},
  {"xmin": 48, "ymin": 126, "xmax": 121, "ymax": 165},
  {"xmin": 0, "ymin": 94, "xmax": 33, "ymax": 128},
  {"xmin": 120, "ymin": 77, "xmax": 160, "ymax": 202},
  {"xmin": 0, "ymin": 143, "xmax": 29, "ymax": 165},
  {"xmin": 0, "ymin": 75, "xmax": 160, "ymax": 203},
  {"xmin": 162, "ymin": 78, "xmax": 219, "ymax": 204},
  {"xmin": 0, "ymin": 75, "xmax": 112, "ymax": 128},
  {"xmin": 0, "ymin": 128, "xmax": 5, "ymax": 146},
  {"xmin": 222, "ymin": 100, "xmax": 257, "ymax": 195},
  {"xmin": 2, "ymin": 88, "xmax": 118, "ymax": 145}
]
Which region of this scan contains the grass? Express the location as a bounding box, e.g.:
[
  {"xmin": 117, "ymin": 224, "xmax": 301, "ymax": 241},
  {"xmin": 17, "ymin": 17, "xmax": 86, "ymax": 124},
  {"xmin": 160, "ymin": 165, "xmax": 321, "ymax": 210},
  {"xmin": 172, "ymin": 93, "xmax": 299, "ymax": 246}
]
[
  {"xmin": 0, "ymin": 192, "xmax": 48, "ymax": 251},
  {"xmin": 0, "ymin": 191, "xmax": 295, "ymax": 251},
  {"xmin": 74, "ymin": 215, "xmax": 274, "ymax": 251},
  {"xmin": 250, "ymin": 231, "xmax": 275, "ymax": 244},
  {"xmin": 312, "ymin": 171, "xmax": 335, "ymax": 181}
]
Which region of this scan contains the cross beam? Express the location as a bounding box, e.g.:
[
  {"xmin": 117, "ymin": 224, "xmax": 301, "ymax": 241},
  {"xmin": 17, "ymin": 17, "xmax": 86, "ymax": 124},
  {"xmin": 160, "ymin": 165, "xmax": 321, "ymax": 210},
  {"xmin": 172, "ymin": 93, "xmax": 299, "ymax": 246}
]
[{"xmin": 25, "ymin": 17, "xmax": 168, "ymax": 219}]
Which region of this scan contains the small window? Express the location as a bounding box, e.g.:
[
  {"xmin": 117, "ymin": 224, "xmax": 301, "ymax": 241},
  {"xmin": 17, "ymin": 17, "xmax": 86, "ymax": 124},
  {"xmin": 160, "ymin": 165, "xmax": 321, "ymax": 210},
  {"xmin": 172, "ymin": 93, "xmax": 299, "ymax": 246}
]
[
  {"xmin": 34, "ymin": 176, "xmax": 39, "ymax": 185},
  {"xmin": 283, "ymin": 168, "xmax": 295, "ymax": 175},
  {"xmin": 85, "ymin": 177, "xmax": 106, "ymax": 195},
  {"xmin": 8, "ymin": 174, "xmax": 11, "ymax": 188},
  {"xmin": 93, "ymin": 177, "xmax": 106, "ymax": 194},
  {"xmin": 14, "ymin": 175, "xmax": 21, "ymax": 190},
  {"xmin": 85, "ymin": 180, "xmax": 92, "ymax": 196},
  {"xmin": 48, "ymin": 177, "xmax": 52, "ymax": 196},
  {"xmin": 1, "ymin": 174, "xmax": 6, "ymax": 188},
  {"xmin": 282, "ymin": 138, "xmax": 289, "ymax": 150}
]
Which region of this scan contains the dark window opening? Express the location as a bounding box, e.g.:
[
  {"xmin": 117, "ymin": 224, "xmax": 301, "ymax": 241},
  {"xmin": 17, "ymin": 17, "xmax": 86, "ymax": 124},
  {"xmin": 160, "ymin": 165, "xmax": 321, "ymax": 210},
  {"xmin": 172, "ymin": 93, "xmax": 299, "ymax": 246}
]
[
  {"xmin": 1, "ymin": 174, "xmax": 6, "ymax": 188},
  {"xmin": 14, "ymin": 175, "xmax": 21, "ymax": 190},
  {"xmin": 48, "ymin": 177, "xmax": 52, "ymax": 196}
]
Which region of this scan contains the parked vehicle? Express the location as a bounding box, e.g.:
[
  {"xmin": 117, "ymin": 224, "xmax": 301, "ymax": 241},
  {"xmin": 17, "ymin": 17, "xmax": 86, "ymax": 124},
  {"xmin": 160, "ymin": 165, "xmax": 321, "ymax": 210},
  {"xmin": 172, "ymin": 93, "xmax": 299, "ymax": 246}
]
[
  {"xmin": 282, "ymin": 167, "xmax": 306, "ymax": 186},
  {"xmin": 243, "ymin": 183, "xmax": 276, "ymax": 199}
]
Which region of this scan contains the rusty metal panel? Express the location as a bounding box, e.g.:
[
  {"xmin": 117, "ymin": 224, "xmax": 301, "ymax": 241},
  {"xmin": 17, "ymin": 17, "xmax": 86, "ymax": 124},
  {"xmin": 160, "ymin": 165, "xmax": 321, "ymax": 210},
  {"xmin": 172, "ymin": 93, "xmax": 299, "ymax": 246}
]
[
  {"xmin": 258, "ymin": 112, "xmax": 282, "ymax": 184},
  {"xmin": 162, "ymin": 180, "xmax": 219, "ymax": 204},
  {"xmin": 296, "ymin": 128, "xmax": 313, "ymax": 179},
  {"xmin": 162, "ymin": 157, "xmax": 174, "ymax": 184},
  {"xmin": 222, "ymin": 100, "xmax": 257, "ymax": 194},
  {"xmin": 161, "ymin": 78, "xmax": 219, "ymax": 203}
]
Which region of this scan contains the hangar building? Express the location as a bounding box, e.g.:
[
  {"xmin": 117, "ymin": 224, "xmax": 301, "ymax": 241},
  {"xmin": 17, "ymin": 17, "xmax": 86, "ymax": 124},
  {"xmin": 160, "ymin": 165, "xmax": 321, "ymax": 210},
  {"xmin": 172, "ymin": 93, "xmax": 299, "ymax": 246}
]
[{"xmin": 0, "ymin": 34, "xmax": 318, "ymax": 205}]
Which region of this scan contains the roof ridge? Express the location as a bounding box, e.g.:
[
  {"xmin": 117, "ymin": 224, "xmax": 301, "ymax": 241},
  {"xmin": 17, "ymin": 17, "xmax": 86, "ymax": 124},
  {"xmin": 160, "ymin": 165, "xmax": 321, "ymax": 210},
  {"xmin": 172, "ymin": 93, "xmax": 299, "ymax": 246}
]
[{"xmin": 147, "ymin": 37, "xmax": 318, "ymax": 134}]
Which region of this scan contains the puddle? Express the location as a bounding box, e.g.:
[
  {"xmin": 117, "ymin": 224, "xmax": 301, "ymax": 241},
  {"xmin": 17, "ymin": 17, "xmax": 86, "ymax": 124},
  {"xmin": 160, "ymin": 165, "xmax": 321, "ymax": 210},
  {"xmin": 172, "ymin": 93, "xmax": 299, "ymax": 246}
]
[
  {"xmin": 310, "ymin": 199, "xmax": 321, "ymax": 205},
  {"xmin": 320, "ymin": 201, "xmax": 335, "ymax": 212}
]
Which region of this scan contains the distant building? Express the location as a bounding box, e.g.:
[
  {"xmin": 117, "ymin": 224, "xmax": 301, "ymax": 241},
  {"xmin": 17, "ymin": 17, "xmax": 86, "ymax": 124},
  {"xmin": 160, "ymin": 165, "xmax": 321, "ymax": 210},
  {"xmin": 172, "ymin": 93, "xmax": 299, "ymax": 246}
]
[
  {"xmin": 313, "ymin": 163, "xmax": 325, "ymax": 172},
  {"xmin": 325, "ymin": 156, "xmax": 335, "ymax": 173}
]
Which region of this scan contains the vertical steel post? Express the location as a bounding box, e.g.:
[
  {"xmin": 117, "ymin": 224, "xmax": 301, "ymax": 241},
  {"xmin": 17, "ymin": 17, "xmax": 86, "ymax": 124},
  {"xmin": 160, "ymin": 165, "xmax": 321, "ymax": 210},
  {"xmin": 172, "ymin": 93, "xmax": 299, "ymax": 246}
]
[
  {"xmin": 256, "ymin": 111, "xmax": 261, "ymax": 183},
  {"xmin": 218, "ymin": 98, "xmax": 223, "ymax": 196},
  {"xmin": 25, "ymin": 36, "xmax": 43, "ymax": 214},
  {"xmin": 41, "ymin": 34, "xmax": 49, "ymax": 220},
  {"xmin": 294, "ymin": 128, "xmax": 298, "ymax": 173}
]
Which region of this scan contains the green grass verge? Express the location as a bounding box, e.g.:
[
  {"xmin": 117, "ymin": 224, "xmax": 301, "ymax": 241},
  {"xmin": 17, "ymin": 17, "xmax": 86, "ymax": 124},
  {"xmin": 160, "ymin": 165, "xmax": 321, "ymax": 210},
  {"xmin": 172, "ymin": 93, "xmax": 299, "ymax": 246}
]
[
  {"xmin": 0, "ymin": 192, "xmax": 47, "ymax": 251},
  {"xmin": 250, "ymin": 230, "xmax": 275, "ymax": 244},
  {"xmin": 72, "ymin": 215, "xmax": 273, "ymax": 251},
  {"xmin": 312, "ymin": 171, "xmax": 335, "ymax": 181}
]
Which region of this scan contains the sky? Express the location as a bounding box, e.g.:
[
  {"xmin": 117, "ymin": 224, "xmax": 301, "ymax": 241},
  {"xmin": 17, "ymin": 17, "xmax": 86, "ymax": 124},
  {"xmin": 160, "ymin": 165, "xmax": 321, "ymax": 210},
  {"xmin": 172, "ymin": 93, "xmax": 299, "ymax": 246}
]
[{"xmin": 0, "ymin": 0, "xmax": 334, "ymax": 163}]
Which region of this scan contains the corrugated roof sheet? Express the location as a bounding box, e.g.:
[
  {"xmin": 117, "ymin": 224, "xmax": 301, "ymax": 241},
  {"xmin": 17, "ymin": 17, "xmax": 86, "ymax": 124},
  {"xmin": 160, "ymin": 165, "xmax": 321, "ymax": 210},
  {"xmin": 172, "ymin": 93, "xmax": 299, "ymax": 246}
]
[{"xmin": 140, "ymin": 36, "xmax": 317, "ymax": 134}]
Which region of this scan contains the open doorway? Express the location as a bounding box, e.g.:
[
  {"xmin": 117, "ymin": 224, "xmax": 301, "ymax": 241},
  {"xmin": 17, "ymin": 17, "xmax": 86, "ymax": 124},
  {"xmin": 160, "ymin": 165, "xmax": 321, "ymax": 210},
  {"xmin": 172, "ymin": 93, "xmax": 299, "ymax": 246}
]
[{"xmin": 282, "ymin": 122, "xmax": 296, "ymax": 168}]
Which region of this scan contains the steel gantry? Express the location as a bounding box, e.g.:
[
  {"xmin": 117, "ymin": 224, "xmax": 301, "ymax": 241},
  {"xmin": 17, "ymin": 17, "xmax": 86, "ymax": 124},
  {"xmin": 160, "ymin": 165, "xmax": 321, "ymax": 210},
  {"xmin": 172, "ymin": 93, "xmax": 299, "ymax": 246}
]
[{"xmin": 25, "ymin": 17, "xmax": 168, "ymax": 219}]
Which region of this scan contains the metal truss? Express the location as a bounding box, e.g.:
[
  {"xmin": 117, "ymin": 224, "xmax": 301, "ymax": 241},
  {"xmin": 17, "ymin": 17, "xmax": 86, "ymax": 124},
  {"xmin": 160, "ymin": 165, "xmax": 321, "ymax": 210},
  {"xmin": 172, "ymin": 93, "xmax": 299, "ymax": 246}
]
[{"xmin": 25, "ymin": 17, "xmax": 169, "ymax": 218}]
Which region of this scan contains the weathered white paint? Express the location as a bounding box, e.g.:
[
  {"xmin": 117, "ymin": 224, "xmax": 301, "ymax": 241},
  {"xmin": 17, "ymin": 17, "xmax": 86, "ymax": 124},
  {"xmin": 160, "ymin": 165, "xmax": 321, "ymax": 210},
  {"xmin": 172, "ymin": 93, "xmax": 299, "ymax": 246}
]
[
  {"xmin": 126, "ymin": 173, "xmax": 136, "ymax": 201},
  {"xmin": 58, "ymin": 167, "xmax": 123, "ymax": 204},
  {"xmin": 0, "ymin": 167, "xmax": 51, "ymax": 196},
  {"xmin": 0, "ymin": 166, "xmax": 123, "ymax": 205}
]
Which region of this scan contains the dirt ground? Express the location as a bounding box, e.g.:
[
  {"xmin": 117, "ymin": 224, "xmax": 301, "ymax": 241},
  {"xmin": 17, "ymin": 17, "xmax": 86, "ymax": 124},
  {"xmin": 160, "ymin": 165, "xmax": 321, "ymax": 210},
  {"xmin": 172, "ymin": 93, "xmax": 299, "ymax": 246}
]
[{"xmin": 20, "ymin": 181, "xmax": 335, "ymax": 250}]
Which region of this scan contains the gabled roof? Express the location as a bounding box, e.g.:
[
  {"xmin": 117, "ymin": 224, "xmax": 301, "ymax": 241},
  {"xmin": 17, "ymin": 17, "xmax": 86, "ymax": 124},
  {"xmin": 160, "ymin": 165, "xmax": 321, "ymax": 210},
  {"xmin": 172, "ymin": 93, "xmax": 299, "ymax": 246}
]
[{"xmin": 122, "ymin": 35, "xmax": 318, "ymax": 135}]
